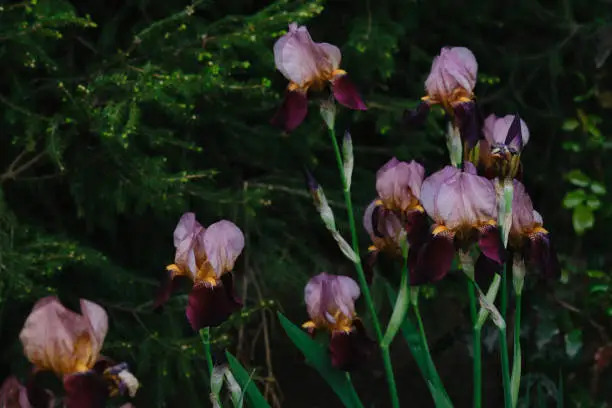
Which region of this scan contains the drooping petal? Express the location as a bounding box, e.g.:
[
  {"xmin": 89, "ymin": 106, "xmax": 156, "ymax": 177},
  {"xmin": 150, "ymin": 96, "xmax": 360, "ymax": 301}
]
[
  {"xmin": 403, "ymin": 101, "xmax": 431, "ymax": 126},
  {"xmin": 375, "ymin": 158, "xmax": 425, "ymax": 211},
  {"xmin": 331, "ymin": 75, "xmax": 367, "ymax": 110},
  {"xmin": 411, "ymin": 230, "xmax": 456, "ymax": 285},
  {"xmin": 474, "ymin": 252, "xmax": 502, "ymax": 279},
  {"xmin": 20, "ymin": 297, "xmax": 103, "ymax": 376},
  {"xmin": 270, "ymin": 90, "xmax": 309, "ymax": 132},
  {"xmin": 153, "ymin": 271, "xmax": 191, "ymax": 310},
  {"xmin": 202, "ymin": 220, "xmax": 245, "ymax": 278},
  {"xmin": 63, "ymin": 372, "xmax": 107, "ymax": 408},
  {"xmin": 477, "ymin": 224, "xmax": 504, "ymax": 264},
  {"xmin": 186, "ymin": 274, "xmax": 242, "ymax": 331},
  {"xmin": 526, "ymin": 231, "xmax": 561, "ymax": 279},
  {"xmin": 424, "ymin": 47, "xmax": 478, "ymax": 103},
  {"xmin": 454, "ymin": 101, "xmax": 481, "ymax": 149},
  {"xmin": 404, "ymin": 210, "xmax": 429, "ymax": 248},
  {"xmin": 328, "ymin": 320, "xmax": 376, "ymax": 371},
  {"xmin": 24, "ymin": 375, "xmax": 55, "ymax": 408}
]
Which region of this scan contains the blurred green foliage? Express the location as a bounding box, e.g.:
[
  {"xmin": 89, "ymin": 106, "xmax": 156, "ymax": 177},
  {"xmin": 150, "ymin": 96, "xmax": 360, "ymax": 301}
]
[{"xmin": 0, "ymin": 0, "xmax": 611, "ymax": 406}]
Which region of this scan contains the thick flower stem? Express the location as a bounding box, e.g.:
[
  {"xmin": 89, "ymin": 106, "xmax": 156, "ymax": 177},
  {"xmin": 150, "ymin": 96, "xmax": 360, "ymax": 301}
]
[
  {"xmin": 327, "ymin": 127, "xmax": 401, "ymax": 408},
  {"xmin": 200, "ymin": 327, "xmax": 214, "ymax": 374},
  {"xmin": 468, "ymin": 282, "xmax": 482, "ymax": 408}
]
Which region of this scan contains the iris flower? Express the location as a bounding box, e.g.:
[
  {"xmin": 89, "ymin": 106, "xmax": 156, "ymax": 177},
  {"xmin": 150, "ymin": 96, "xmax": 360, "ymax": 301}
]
[{"xmin": 155, "ymin": 213, "xmax": 245, "ymax": 331}]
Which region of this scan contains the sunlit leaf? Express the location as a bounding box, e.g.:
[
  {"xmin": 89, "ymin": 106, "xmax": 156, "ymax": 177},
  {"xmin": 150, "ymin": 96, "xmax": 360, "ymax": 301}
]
[
  {"xmin": 590, "ymin": 182, "xmax": 607, "ymax": 195},
  {"xmin": 561, "ymin": 118, "xmax": 579, "ymax": 131},
  {"xmin": 572, "ymin": 204, "xmax": 595, "ymax": 235},
  {"xmin": 565, "ymin": 170, "xmax": 590, "ymax": 187},
  {"xmin": 564, "ymin": 329, "xmax": 582, "ymax": 359},
  {"xmin": 562, "ymin": 189, "xmax": 585, "ymax": 209}
]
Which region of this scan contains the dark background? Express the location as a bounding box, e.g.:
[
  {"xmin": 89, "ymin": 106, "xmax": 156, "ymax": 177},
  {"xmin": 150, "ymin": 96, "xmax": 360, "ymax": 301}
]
[{"xmin": 0, "ymin": 0, "xmax": 611, "ymax": 406}]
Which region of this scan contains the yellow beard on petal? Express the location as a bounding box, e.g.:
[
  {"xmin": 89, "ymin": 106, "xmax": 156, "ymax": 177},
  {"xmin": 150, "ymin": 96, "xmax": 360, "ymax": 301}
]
[
  {"xmin": 306, "ymin": 309, "xmax": 354, "ymax": 334},
  {"xmin": 194, "ymin": 261, "xmax": 220, "ymax": 287},
  {"xmin": 287, "ymin": 68, "xmax": 348, "ymax": 94}
]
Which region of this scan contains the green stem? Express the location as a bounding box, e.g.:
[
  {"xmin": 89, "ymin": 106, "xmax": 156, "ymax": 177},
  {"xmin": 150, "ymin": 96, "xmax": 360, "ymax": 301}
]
[
  {"xmin": 499, "ymin": 264, "xmax": 512, "ymax": 408},
  {"xmin": 511, "ymin": 294, "xmax": 522, "ymax": 406},
  {"xmin": 327, "ymin": 127, "xmax": 400, "ymax": 408},
  {"xmin": 200, "ymin": 327, "xmax": 214, "ymax": 374},
  {"xmin": 468, "ymin": 282, "xmax": 482, "ymax": 408}
]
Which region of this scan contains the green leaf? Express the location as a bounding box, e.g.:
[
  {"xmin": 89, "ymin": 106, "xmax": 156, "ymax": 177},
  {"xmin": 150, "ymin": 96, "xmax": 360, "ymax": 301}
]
[
  {"xmin": 587, "ymin": 270, "xmax": 606, "ymax": 278},
  {"xmin": 225, "ymin": 351, "xmax": 271, "ymax": 408},
  {"xmin": 276, "ymin": 312, "xmax": 364, "ymax": 408},
  {"xmin": 385, "ymin": 283, "xmax": 453, "ymax": 408},
  {"xmin": 564, "ymin": 329, "xmax": 582, "ymax": 358},
  {"xmin": 561, "ymin": 118, "xmax": 579, "ymax": 131},
  {"xmin": 565, "ymin": 170, "xmax": 590, "ymax": 187},
  {"xmin": 572, "ymin": 204, "xmax": 595, "ymax": 235},
  {"xmin": 382, "ymin": 252, "xmax": 410, "ymax": 348},
  {"xmin": 562, "ymin": 189, "xmax": 585, "ymax": 209},
  {"xmin": 589, "ymin": 284, "xmax": 609, "ymax": 293},
  {"xmin": 590, "ymin": 182, "xmax": 607, "ymax": 195},
  {"xmin": 585, "ymin": 194, "xmax": 601, "ymax": 210}
]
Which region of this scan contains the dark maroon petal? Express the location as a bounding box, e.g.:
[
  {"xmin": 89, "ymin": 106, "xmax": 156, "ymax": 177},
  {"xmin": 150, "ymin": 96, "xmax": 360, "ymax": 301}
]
[
  {"xmin": 153, "ymin": 271, "xmax": 189, "ymax": 310},
  {"xmin": 363, "ymin": 248, "xmax": 379, "ymax": 285},
  {"xmin": 331, "ymin": 75, "xmax": 367, "ymax": 110},
  {"xmin": 453, "ymin": 101, "xmax": 482, "ymax": 149},
  {"xmin": 475, "ymin": 252, "xmax": 502, "ymax": 280},
  {"xmin": 411, "ymin": 232, "xmax": 456, "ymax": 285},
  {"xmin": 25, "ymin": 373, "xmax": 54, "ymax": 408},
  {"xmin": 63, "ymin": 372, "xmax": 107, "ymax": 408},
  {"xmin": 478, "ymin": 224, "xmax": 505, "ymax": 264},
  {"xmin": 403, "ymin": 101, "xmax": 430, "ymax": 127},
  {"xmin": 329, "ymin": 320, "xmax": 376, "ymax": 371},
  {"xmin": 270, "ymin": 90, "xmax": 309, "ymax": 132},
  {"xmin": 526, "ymin": 232, "xmax": 561, "ymax": 279},
  {"xmin": 186, "ymin": 274, "xmax": 242, "ymax": 331},
  {"xmin": 404, "ymin": 210, "xmax": 429, "ymax": 247},
  {"xmin": 370, "ymin": 205, "xmax": 384, "ymax": 238}
]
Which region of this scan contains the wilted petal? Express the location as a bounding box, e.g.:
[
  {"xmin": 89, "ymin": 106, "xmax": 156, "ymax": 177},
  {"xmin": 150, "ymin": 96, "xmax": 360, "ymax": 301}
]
[
  {"xmin": 63, "ymin": 372, "xmax": 107, "ymax": 408},
  {"xmin": 19, "ymin": 297, "xmax": 107, "ymax": 376},
  {"xmin": 202, "ymin": 220, "xmax": 245, "ymax": 278},
  {"xmin": 273, "ymin": 23, "xmax": 341, "ymax": 87},
  {"xmin": 186, "ymin": 274, "xmax": 242, "ymax": 330},
  {"xmin": 411, "ymin": 230, "xmax": 456, "ymax": 284},
  {"xmin": 425, "ymin": 47, "xmax": 478, "ymax": 104},
  {"xmin": 304, "ymin": 273, "xmax": 360, "ymax": 331},
  {"xmin": 328, "ymin": 320, "xmax": 376, "ymax": 371},
  {"xmin": 331, "ymin": 75, "xmax": 367, "ymax": 110},
  {"xmin": 270, "ymin": 90, "xmax": 309, "ymax": 132},
  {"xmin": 482, "ymin": 114, "xmax": 530, "ymax": 150},
  {"xmin": 376, "ymin": 158, "xmax": 425, "ymax": 211},
  {"xmin": 421, "ymin": 166, "xmax": 497, "ymax": 229}
]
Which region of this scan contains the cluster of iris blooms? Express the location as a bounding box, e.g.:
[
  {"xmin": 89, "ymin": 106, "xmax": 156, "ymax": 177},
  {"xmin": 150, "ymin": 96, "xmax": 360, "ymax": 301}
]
[{"xmin": 0, "ymin": 22, "xmax": 561, "ymax": 408}]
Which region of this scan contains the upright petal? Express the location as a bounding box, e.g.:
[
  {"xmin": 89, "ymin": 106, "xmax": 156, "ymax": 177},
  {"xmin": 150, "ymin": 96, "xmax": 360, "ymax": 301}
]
[
  {"xmin": 510, "ymin": 180, "xmax": 537, "ymax": 236},
  {"xmin": 79, "ymin": 300, "xmax": 108, "ymax": 358},
  {"xmin": 425, "ymin": 47, "xmax": 477, "ymax": 103},
  {"xmin": 482, "ymin": 114, "xmax": 530, "ymax": 149},
  {"xmin": 420, "ymin": 166, "xmax": 461, "ymax": 223},
  {"xmin": 362, "ymin": 200, "xmax": 377, "ymax": 237},
  {"xmin": 173, "ymin": 212, "xmax": 204, "ymax": 248},
  {"xmin": 274, "ymin": 23, "xmax": 322, "ymax": 86},
  {"xmin": 270, "ymin": 90, "xmax": 309, "ymax": 133},
  {"xmin": 331, "ymin": 75, "xmax": 367, "ymax": 110},
  {"xmin": 376, "ymin": 158, "xmax": 425, "ymax": 211},
  {"xmin": 202, "ymin": 220, "xmax": 245, "ymax": 278},
  {"xmin": 186, "ymin": 274, "xmax": 242, "ymax": 330}
]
